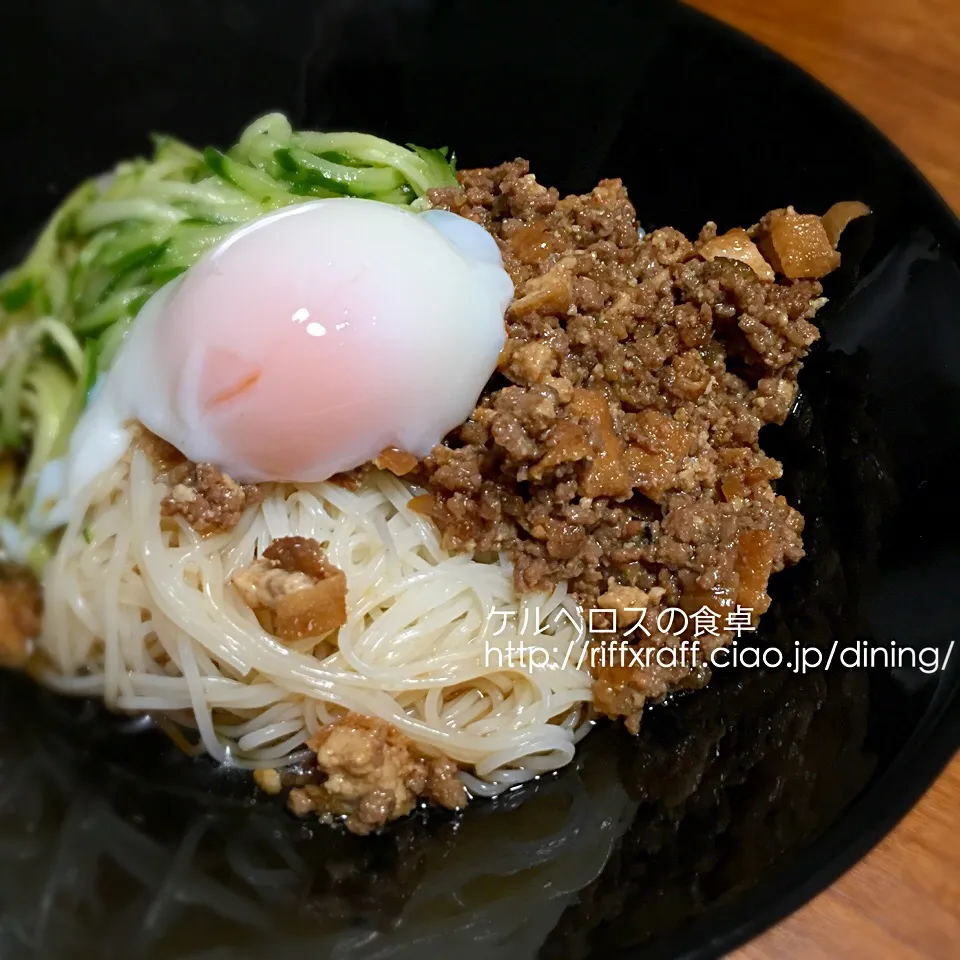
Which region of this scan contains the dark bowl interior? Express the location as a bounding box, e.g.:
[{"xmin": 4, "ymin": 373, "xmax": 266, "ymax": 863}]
[{"xmin": 2, "ymin": 2, "xmax": 960, "ymax": 958}]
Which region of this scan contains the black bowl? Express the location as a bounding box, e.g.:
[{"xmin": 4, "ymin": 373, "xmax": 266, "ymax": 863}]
[{"xmin": 2, "ymin": 2, "xmax": 959, "ymax": 958}]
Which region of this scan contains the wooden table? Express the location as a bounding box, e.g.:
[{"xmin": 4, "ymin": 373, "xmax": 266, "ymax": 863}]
[{"xmin": 682, "ymin": 3, "xmax": 960, "ymax": 956}]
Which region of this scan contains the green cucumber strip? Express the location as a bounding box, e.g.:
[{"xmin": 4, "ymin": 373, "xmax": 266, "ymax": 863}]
[
  {"xmin": 137, "ymin": 180, "xmax": 260, "ymax": 223},
  {"xmin": 95, "ymin": 315, "xmax": 133, "ymax": 374},
  {"xmin": 101, "ymin": 240, "xmax": 168, "ymax": 277},
  {"xmin": 203, "ymin": 148, "xmax": 296, "ymax": 206},
  {"xmin": 378, "ymin": 184, "xmax": 417, "ymax": 205},
  {"xmin": 286, "ymin": 182, "xmax": 342, "ymax": 198},
  {"xmin": 319, "ymin": 150, "xmax": 367, "ymax": 167},
  {"xmin": 0, "ymin": 276, "xmax": 35, "ymax": 312},
  {"xmin": 275, "ymin": 147, "xmax": 405, "ymax": 195},
  {"xmin": 21, "ymin": 181, "xmax": 98, "ymax": 274},
  {"xmin": 234, "ymin": 112, "xmax": 293, "ymax": 165},
  {"xmin": 150, "ymin": 134, "xmax": 205, "ymax": 172},
  {"xmin": 408, "ymin": 144, "xmax": 459, "ymax": 186},
  {"xmin": 293, "ymin": 132, "xmax": 456, "ymax": 195},
  {"xmin": 72, "ymin": 285, "xmax": 153, "ymax": 335},
  {"xmin": 22, "ymin": 360, "xmax": 75, "ymax": 482},
  {"xmin": 50, "ymin": 339, "xmax": 99, "ymax": 460},
  {"xmin": 27, "ymin": 538, "xmax": 52, "ymax": 576},
  {"xmin": 157, "ymin": 223, "xmax": 234, "ymax": 271},
  {"xmin": 0, "ymin": 456, "xmax": 15, "ymax": 522},
  {"xmin": 73, "ymin": 265, "xmax": 116, "ymax": 317},
  {"xmin": 1, "ymin": 321, "xmax": 81, "ymax": 448},
  {"xmin": 148, "ymin": 265, "xmax": 189, "ymax": 287},
  {"xmin": 76, "ymin": 199, "xmax": 189, "ymax": 233}
]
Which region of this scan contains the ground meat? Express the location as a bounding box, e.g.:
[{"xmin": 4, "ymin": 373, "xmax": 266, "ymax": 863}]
[
  {"xmin": 252, "ymin": 767, "xmax": 283, "ymax": 795},
  {"xmin": 262, "ymin": 536, "xmax": 335, "ymax": 579},
  {"xmin": 328, "ymin": 463, "xmax": 377, "ymax": 491},
  {"xmin": 160, "ymin": 461, "xmax": 265, "ymax": 535},
  {"xmin": 421, "ymin": 161, "xmax": 845, "ymax": 730},
  {"xmin": 0, "ymin": 564, "xmax": 42, "ymax": 667},
  {"xmin": 134, "ymin": 424, "xmax": 187, "ymax": 472},
  {"xmin": 285, "ymin": 712, "xmax": 467, "ymax": 835},
  {"xmin": 232, "ymin": 536, "xmax": 347, "ymax": 641}
]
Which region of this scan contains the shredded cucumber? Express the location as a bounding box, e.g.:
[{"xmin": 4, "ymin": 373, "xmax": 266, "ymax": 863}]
[{"xmin": 0, "ymin": 112, "xmax": 459, "ymax": 563}]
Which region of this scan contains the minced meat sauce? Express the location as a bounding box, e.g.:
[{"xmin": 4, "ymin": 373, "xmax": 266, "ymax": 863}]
[
  {"xmin": 418, "ymin": 159, "xmax": 856, "ymax": 731},
  {"xmin": 0, "ymin": 158, "xmax": 861, "ymax": 829}
]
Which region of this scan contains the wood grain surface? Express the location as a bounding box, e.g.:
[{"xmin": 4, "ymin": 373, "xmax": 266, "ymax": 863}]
[{"xmin": 683, "ymin": 2, "xmax": 960, "ymax": 957}]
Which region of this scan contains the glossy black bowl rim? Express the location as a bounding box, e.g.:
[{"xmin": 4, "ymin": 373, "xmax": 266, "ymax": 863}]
[
  {"xmin": 646, "ymin": 673, "xmax": 960, "ymax": 960},
  {"xmin": 613, "ymin": 7, "xmax": 960, "ymax": 959}
]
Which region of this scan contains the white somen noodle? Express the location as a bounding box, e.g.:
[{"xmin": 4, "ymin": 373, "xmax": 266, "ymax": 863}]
[{"xmin": 37, "ymin": 445, "xmax": 594, "ymax": 793}]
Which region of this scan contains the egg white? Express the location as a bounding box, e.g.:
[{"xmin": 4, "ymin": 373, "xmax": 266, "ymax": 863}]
[{"xmin": 44, "ymin": 198, "xmax": 513, "ymax": 527}]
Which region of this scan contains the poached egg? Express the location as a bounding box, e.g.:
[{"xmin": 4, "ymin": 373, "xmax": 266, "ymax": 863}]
[{"xmin": 66, "ymin": 197, "xmax": 514, "ymax": 497}]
